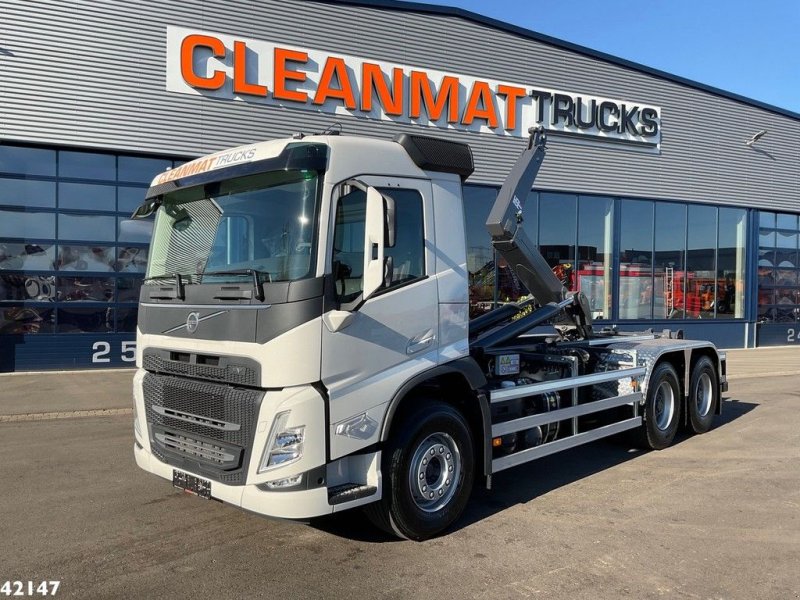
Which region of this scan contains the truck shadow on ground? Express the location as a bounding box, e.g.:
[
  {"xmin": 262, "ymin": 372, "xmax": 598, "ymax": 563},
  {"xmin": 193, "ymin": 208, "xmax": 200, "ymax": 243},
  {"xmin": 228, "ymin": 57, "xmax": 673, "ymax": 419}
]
[{"xmin": 310, "ymin": 397, "xmax": 756, "ymax": 542}]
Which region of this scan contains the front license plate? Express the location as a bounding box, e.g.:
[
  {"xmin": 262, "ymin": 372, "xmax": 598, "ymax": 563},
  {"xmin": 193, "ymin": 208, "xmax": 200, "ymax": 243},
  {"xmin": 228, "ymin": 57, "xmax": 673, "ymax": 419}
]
[{"xmin": 173, "ymin": 470, "xmax": 211, "ymax": 500}]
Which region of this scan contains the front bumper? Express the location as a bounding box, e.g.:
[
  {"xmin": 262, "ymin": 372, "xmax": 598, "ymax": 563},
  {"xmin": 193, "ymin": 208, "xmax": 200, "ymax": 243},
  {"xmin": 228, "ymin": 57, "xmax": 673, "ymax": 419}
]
[{"xmin": 134, "ymin": 441, "xmax": 333, "ymax": 519}]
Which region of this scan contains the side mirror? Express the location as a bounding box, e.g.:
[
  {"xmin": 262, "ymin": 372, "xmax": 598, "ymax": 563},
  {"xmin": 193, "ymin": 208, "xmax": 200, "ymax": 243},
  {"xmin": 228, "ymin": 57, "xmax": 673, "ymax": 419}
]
[
  {"xmin": 362, "ymin": 186, "xmax": 386, "ymax": 301},
  {"xmin": 118, "ymin": 219, "xmax": 154, "ymax": 244}
]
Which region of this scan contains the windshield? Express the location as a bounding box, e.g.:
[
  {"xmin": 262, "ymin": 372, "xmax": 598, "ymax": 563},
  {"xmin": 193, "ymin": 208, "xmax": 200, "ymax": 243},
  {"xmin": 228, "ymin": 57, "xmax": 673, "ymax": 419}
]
[{"xmin": 146, "ymin": 170, "xmax": 320, "ymax": 285}]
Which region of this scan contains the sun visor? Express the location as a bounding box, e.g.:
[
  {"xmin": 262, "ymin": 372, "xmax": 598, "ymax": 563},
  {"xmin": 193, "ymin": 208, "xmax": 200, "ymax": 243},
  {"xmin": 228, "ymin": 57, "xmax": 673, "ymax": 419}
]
[{"xmin": 394, "ymin": 134, "xmax": 474, "ymax": 181}]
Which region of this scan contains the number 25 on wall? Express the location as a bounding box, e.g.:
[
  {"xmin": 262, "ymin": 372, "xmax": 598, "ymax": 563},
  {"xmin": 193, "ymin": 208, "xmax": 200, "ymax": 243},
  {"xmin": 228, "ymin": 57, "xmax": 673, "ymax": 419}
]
[{"xmin": 92, "ymin": 341, "xmax": 136, "ymax": 363}]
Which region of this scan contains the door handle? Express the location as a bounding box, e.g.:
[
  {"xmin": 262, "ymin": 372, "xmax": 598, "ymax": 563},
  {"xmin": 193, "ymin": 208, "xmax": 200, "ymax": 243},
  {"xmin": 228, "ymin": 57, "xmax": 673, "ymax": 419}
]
[{"xmin": 407, "ymin": 334, "xmax": 436, "ymax": 355}]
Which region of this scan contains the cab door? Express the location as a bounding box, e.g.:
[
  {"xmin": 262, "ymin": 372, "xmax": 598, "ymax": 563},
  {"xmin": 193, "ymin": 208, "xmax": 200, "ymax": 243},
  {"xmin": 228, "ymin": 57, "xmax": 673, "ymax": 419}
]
[{"xmin": 321, "ymin": 176, "xmax": 438, "ymax": 459}]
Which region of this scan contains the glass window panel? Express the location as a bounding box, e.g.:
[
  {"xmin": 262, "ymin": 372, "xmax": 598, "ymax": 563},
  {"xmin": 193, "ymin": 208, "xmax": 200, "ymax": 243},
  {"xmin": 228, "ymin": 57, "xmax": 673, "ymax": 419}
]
[
  {"xmin": 0, "ymin": 146, "xmax": 56, "ymax": 177},
  {"xmin": 117, "ymin": 277, "xmax": 144, "ymax": 303},
  {"xmin": 378, "ymin": 188, "xmax": 425, "ymax": 287},
  {"xmin": 57, "ymin": 307, "xmax": 114, "ymax": 333},
  {"xmin": 116, "ymin": 306, "xmax": 139, "ymax": 332},
  {"xmin": 758, "ymin": 304, "xmax": 776, "ymax": 322},
  {"xmin": 58, "ymin": 151, "xmax": 116, "ymax": 181},
  {"xmin": 57, "ymin": 276, "xmax": 114, "ymax": 302},
  {"xmin": 117, "ymin": 246, "xmax": 148, "ymax": 273},
  {"xmin": 118, "ymin": 186, "xmax": 147, "ymax": 213},
  {"xmin": 776, "ymin": 213, "xmax": 797, "ymax": 230},
  {"xmin": 759, "ymin": 212, "xmax": 775, "ymax": 229},
  {"xmin": 118, "ymin": 216, "xmax": 153, "ymax": 243},
  {"xmin": 775, "ymin": 249, "xmax": 798, "ymax": 269},
  {"xmin": 776, "ymin": 230, "xmax": 797, "ymax": 249},
  {"xmin": 539, "ymin": 193, "xmax": 577, "ymax": 291},
  {"xmin": 654, "ymin": 202, "xmax": 686, "ymax": 319},
  {"xmin": 0, "ymin": 305, "xmax": 55, "ymax": 334},
  {"xmin": 463, "ymin": 185, "xmax": 497, "ymax": 318},
  {"xmin": 716, "ymin": 207, "xmax": 747, "ymax": 319},
  {"xmin": 618, "ymin": 199, "xmax": 653, "ymax": 319},
  {"xmin": 331, "ymin": 188, "xmax": 366, "ymax": 304},
  {"xmin": 686, "ymin": 205, "xmax": 717, "ymax": 319},
  {"xmin": 759, "ymin": 229, "xmax": 776, "ymax": 248},
  {"xmin": 758, "ymin": 249, "xmax": 775, "ymax": 268},
  {"xmin": 0, "ymin": 274, "xmax": 56, "ymax": 302},
  {"xmin": 577, "ymin": 196, "xmax": 613, "ymax": 320},
  {"xmin": 0, "ymin": 178, "xmax": 56, "ymax": 208},
  {"xmin": 57, "ymin": 245, "xmax": 115, "ymax": 272},
  {"xmin": 0, "ymin": 210, "xmax": 56, "ymax": 239},
  {"xmin": 776, "ymin": 269, "xmax": 798, "ymax": 286},
  {"xmin": 118, "ymin": 156, "xmax": 172, "ymax": 184},
  {"xmin": 774, "ymin": 302, "xmax": 799, "ymax": 323},
  {"xmin": 758, "ymin": 264, "xmax": 774, "ymax": 287},
  {"xmin": 58, "ymin": 214, "xmax": 115, "ymax": 242},
  {"xmin": 0, "ymin": 243, "xmax": 56, "ymax": 271},
  {"xmin": 58, "ymin": 182, "xmax": 116, "ymax": 211}
]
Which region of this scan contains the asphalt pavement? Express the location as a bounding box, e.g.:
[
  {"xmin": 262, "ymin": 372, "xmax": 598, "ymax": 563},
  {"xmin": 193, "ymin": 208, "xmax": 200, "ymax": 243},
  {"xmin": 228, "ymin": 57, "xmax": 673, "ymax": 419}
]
[{"xmin": 0, "ymin": 348, "xmax": 798, "ymax": 599}]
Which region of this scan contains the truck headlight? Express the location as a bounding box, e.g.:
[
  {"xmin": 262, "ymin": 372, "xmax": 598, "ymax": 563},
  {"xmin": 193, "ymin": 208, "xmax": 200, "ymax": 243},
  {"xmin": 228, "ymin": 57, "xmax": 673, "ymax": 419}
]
[{"xmin": 258, "ymin": 411, "xmax": 305, "ymax": 473}]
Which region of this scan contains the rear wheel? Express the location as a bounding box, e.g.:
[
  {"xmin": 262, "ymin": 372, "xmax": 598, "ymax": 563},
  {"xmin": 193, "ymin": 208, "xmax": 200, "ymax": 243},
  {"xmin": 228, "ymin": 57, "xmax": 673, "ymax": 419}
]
[
  {"xmin": 365, "ymin": 400, "xmax": 474, "ymax": 541},
  {"xmin": 687, "ymin": 356, "xmax": 718, "ymax": 434},
  {"xmin": 636, "ymin": 362, "xmax": 681, "ymax": 450}
]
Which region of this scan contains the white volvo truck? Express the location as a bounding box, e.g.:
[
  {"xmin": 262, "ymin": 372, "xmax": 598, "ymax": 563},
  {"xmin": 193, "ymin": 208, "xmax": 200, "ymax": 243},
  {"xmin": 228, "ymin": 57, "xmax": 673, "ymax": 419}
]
[{"xmin": 132, "ymin": 128, "xmax": 728, "ymax": 540}]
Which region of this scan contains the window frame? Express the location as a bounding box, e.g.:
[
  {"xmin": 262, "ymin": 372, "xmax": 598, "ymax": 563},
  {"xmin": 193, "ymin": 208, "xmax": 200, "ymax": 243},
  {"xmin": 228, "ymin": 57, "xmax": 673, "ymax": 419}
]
[{"xmin": 329, "ymin": 183, "xmax": 429, "ymax": 309}]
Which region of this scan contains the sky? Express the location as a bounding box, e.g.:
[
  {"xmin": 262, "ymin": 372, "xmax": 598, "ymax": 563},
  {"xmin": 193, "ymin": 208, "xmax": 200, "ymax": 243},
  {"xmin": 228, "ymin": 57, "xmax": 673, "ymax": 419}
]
[{"xmin": 431, "ymin": 0, "xmax": 800, "ymax": 114}]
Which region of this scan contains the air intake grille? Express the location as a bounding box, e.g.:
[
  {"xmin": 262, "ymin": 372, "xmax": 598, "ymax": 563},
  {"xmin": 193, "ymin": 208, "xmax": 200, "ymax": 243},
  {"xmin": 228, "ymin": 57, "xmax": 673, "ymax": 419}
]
[
  {"xmin": 143, "ymin": 373, "xmax": 263, "ymax": 484},
  {"xmin": 155, "ymin": 430, "xmax": 239, "ymax": 466},
  {"xmin": 143, "ymin": 353, "xmax": 258, "ymax": 386}
]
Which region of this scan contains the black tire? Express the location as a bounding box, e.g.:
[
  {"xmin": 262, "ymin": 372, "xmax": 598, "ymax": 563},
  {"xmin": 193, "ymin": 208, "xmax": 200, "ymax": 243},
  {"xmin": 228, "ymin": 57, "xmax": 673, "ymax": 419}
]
[
  {"xmin": 365, "ymin": 400, "xmax": 474, "ymax": 541},
  {"xmin": 687, "ymin": 356, "xmax": 718, "ymax": 434},
  {"xmin": 635, "ymin": 362, "xmax": 681, "ymax": 450}
]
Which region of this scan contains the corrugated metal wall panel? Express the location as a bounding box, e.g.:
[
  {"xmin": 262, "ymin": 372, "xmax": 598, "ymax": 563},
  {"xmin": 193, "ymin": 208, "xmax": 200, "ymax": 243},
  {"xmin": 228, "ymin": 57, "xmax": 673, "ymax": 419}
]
[{"xmin": 1, "ymin": 0, "xmax": 798, "ymax": 210}]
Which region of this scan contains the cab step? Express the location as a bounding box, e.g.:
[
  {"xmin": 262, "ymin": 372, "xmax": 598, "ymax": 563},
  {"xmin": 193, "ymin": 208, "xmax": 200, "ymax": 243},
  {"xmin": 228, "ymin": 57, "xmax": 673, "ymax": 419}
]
[{"xmin": 328, "ymin": 483, "xmax": 377, "ymax": 505}]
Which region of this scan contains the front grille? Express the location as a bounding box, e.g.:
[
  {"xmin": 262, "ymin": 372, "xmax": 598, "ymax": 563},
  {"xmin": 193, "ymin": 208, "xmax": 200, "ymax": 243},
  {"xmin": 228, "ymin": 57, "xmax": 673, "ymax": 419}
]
[
  {"xmin": 154, "ymin": 429, "xmax": 240, "ymax": 467},
  {"xmin": 143, "ymin": 353, "xmax": 258, "ymax": 386},
  {"xmin": 143, "ymin": 372, "xmax": 263, "ymax": 484}
]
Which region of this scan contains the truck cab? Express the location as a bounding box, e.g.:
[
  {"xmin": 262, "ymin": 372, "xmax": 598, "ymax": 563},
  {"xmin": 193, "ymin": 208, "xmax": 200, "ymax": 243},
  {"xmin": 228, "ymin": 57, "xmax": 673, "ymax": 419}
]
[{"xmin": 133, "ymin": 134, "xmax": 475, "ymax": 526}]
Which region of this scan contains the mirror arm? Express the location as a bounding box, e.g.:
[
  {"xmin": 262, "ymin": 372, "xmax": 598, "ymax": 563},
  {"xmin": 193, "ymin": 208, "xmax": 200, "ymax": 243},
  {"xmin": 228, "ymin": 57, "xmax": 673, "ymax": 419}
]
[{"xmin": 131, "ymin": 198, "xmax": 163, "ymax": 220}]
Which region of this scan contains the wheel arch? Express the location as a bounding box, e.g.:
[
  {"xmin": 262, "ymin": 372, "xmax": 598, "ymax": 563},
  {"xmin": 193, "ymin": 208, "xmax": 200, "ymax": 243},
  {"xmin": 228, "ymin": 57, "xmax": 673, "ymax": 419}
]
[{"xmin": 380, "ymin": 357, "xmax": 492, "ymax": 479}]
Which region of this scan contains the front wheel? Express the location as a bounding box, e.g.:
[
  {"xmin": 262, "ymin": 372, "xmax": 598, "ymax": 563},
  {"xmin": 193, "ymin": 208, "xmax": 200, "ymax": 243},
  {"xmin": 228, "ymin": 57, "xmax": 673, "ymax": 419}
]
[
  {"xmin": 635, "ymin": 361, "xmax": 681, "ymax": 450},
  {"xmin": 366, "ymin": 400, "xmax": 474, "ymax": 541}
]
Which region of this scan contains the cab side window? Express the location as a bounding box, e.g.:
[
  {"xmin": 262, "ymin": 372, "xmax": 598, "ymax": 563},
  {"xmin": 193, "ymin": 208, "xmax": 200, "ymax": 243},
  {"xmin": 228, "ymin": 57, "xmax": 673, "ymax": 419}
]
[
  {"xmin": 379, "ymin": 188, "xmax": 425, "ymax": 287},
  {"xmin": 332, "ymin": 188, "xmax": 366, "ymax": 303},
  {"xmin": 331, "ymin": 186, "xmax": 425, "ymax": 304}
]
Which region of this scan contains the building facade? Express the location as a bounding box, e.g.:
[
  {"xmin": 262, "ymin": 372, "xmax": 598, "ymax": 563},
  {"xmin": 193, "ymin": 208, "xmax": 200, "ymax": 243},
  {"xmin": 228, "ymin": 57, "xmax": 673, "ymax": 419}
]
[{"xmin": 1, "ymin": 0, "xmax": 799, "ymax": 371}]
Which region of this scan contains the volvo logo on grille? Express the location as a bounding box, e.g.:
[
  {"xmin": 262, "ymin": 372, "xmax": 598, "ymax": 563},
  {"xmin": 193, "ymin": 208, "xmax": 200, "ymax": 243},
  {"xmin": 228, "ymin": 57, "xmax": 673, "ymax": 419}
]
[
  {"xmin": 186, "ymin": 312, "xmax": 200, "ymax": 333},
  {"xmin": 161, "ymin": 309, "xmax": 230, "ymax": 335}
]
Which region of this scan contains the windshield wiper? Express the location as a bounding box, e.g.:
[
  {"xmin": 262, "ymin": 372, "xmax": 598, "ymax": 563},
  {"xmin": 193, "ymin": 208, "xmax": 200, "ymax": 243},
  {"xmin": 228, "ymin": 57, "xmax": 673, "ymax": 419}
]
[
  {"xmin": 144, "ymin": 273, "xmax": 187, "ymax": 300},
  {"xmin": 201, "ymin": 269, "xmax": 270, "ymax": 301}
]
